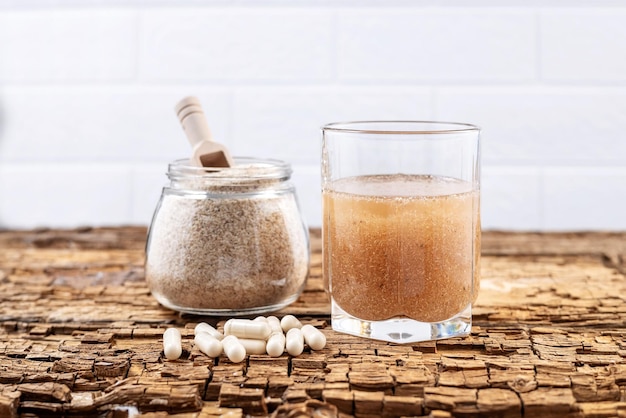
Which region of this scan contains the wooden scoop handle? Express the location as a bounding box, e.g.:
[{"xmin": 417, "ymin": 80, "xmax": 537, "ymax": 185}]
[{"xmin": 175, "ymin": 96, "xmax": 213, "ymax": 147}]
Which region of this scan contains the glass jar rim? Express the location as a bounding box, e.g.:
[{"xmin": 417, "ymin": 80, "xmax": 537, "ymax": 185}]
[
  {"xmin": 322, "ymin": 120, "xmax": 480, "ymax": 135},
  {"xmin": 167, "ymin": 157, "xmax": 292, "ymax": 182}
]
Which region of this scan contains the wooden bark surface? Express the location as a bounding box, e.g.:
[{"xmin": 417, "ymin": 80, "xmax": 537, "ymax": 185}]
[{"xmin": 0, "ymin": 227, "xmax": 625, "ymax": 417}]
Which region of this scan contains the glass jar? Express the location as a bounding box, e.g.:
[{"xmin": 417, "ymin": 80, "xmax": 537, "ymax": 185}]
[{"xmin": 145, "ymin": 157, "xmax": 310, "ymax": 315}]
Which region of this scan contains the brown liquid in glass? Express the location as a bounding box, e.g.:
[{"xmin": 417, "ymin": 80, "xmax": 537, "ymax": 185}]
[{"xmin": 323, "ymin": 174, "xmax": 480, "ymax": 323}]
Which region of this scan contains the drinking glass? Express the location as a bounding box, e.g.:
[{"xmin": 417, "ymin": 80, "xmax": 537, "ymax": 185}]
[{"xmin": 322, "ymin": 121, "xmax": 480, "ymax": 343}]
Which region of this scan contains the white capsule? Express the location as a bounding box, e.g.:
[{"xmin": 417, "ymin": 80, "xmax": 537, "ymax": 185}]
[
  {"xmin": 221, "ymin": 335, "xmax": 247, "ymax": 363},
  {"xmin": 224, "ymin": 319, "xmax": 271, "ymax": 340},
  {"xmin": 238, "ymin": 338, "xmax": 267, "ymax": 355},
  {"xmin": 194, "ymin": 332, "xmax": 223, "ymax": 358},
  {"xmin": 266, "ymin": 332, "xmax": 286, "ymax": 357},
  {"xmin": 301, "ymin": 325, "xmax": 327, "ymax": 351},
  {"xmin": 266, "ymin": 316, "xmax": 283, "ymax": 334},
  {"xmin": 253, "ymin": 316, "xmax": 269, "ymax": 323},
  {"xmin": 194, "ymin": 322, "xmax": 223, "ymax": 340},
  {"xmin": 163, "ymin": 328, "xmax": 182, "ymax": 360},
  {"xmin": 285, "ymin": 328, "xmax": 304, "ymax": 356},
  {"xmin": 280, "ymin": 315, "xmax": 302, "ymax": 333}
]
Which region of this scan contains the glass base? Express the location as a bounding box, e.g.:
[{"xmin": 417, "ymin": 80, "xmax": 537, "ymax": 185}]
[
  {"xmin": 331, "ymin": 299, "xmax": 471, "ymax": 343},
  {"xmin": 153, "ymin": 292, "xmax": 302, "ymax": 316}
]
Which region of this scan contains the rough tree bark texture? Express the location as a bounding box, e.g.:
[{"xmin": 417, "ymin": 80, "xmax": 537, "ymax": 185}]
[{"xmin": 0, "ymin": 227, "xmax": 625, "ymax": 417}]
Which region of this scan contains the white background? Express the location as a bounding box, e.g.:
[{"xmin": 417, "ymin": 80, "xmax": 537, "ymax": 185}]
[{"xmin": 1, "ymin": 1, "xmax": 625, "ymax": 231}]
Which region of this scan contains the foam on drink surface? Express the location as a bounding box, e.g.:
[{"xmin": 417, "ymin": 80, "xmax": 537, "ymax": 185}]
[{"xmin": 323, "ymin": 174, "xmax": 480, "ymax": 323}]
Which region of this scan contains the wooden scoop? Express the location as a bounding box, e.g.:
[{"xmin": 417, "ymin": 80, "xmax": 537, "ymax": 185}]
[{"xmin": 175, "ymin": 96, "xmax": 234, "ymax": 168}]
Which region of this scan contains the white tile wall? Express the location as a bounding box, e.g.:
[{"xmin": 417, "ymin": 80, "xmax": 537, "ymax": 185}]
[
  {"xmin": 481, "ymin": 166, "xmax": 542, "ymax": 231},
  {"xmin": 0, "ymin": 10, "xmax": 136, "ymax": 82},
  {"xmin": 130, "ymin": 163, "xmax": 167, "ymax": 225},
  {"xmin": 139, "ymin": 8, "xmax": 334, "ymax": 82},
  {"xmin": 544, "ymin": 167, "xmax": 626, "ymax": 231},
  {"xmin": 0, "ymin": 163, "xmax": 132, "ymax": 228},
  {"xmin": 0, "ymin": 3, "xmax": 625, "ymax": 231},
  {"xmin": 436, "ymin": 86, "xmax": 626, "ymax": 164},
  {"xmin": 0, "ymin": 86, "xmax": 230, "ymax": 162},
  {"xmin": 336, "ymin": 9, "xmax": 536, "ymax": 82},
  {"xmin": 231, "ymin": 86, "xmax": 432, "ymax": 164},
  {"xmin": 541, "ymin": 9, "xmax": 626, "ymax": 82}
]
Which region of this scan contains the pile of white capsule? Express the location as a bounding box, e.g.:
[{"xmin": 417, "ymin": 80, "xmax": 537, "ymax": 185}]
[{"xmin": 162, "ymin": 314, "xmax": 327, "ymax": 363}]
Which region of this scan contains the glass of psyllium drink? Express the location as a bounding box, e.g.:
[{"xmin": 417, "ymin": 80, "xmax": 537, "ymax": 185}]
[{"xmin": 321, "ymin": 121, "xmax": 480, "ymax": 343}]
